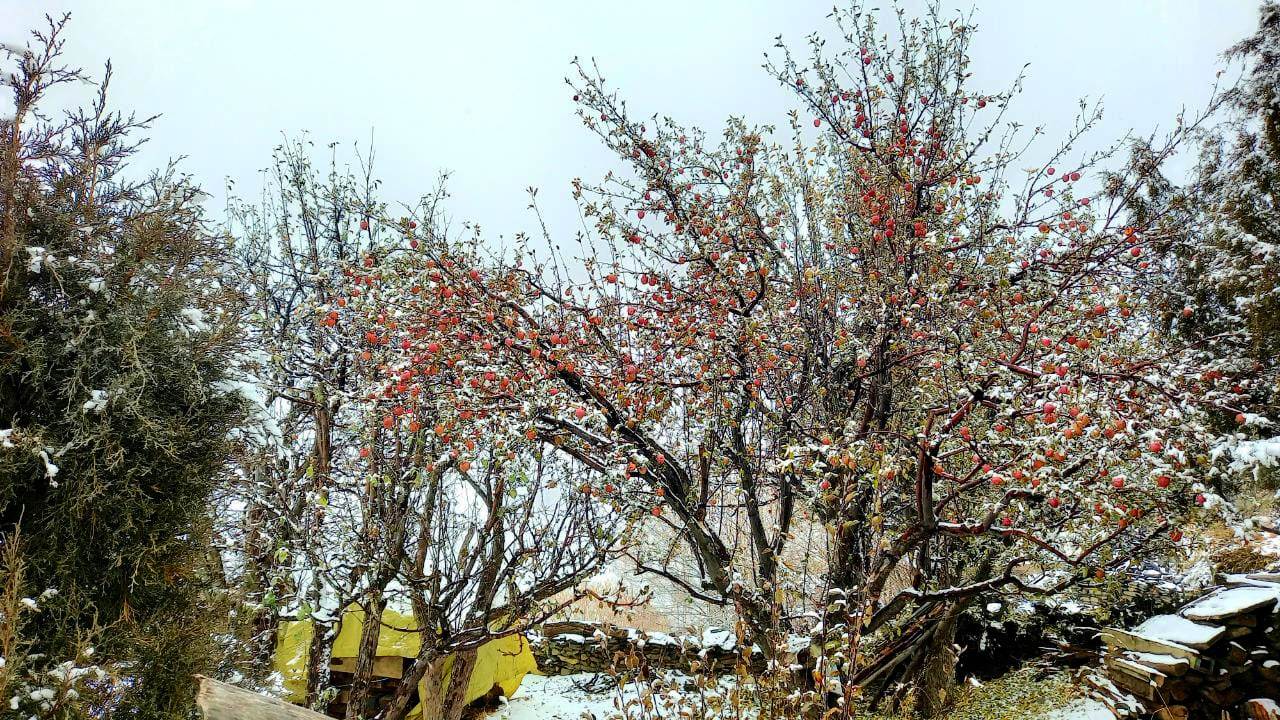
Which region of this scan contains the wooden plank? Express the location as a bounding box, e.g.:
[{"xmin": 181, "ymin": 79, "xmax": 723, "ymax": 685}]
[
  {"xmin": 1179, "ymin": 586, "xmax": 1280, "ymax": 623},
  {"xmin": 1121, "ymin": 650, "xmax": 1189, "ymax": 676},
  {"xmin": 1106, "ymin": 668, "xmax": 1157, "ymax": 702},
  {"xmin": 195, "ymin": 675, "xmax": 331, "ymax": 720},
  {"xmin": 1131, "ymin": 614, "xmax": 1225, "ymax": 649},
  {"xmin": 328, "ymin": 654, "xmax": 403, "ymax": 678},
  {"xmin": 1101, "ymin": 629, "xmax": 1203, "ymax": 669},
  {"xmin": 1106, "ymin": 655, "xmax": 1167, "ymax": 687}
]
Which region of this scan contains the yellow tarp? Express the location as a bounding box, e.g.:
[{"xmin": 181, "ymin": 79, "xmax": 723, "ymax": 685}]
[{"xmin": 274, "ymin": 606, "xmax": 536, "ymax": 717}]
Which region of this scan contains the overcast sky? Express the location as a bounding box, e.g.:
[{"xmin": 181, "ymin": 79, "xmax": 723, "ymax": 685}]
[{"xmin": 0, "ymin": 1, "xmax": 1261, "ymax": 244}]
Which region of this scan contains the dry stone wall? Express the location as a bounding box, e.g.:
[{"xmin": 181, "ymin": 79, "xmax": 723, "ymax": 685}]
[
  {"xmin": 1084, "ymin": 572, "xmax": 1280, "ymax": 719},
  {"xmin": 531, "ymin": 621, "xmax": 765, "ymax": 676}
]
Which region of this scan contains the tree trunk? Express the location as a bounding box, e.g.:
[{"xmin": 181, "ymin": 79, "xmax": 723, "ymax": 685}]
[
  {"xmin": 910, "ymin": 602, "xmax": 961, "ymax": 717},
  {"xmin": 412, "ymin": 658, "xmax": 446, "ymax": 720},
  {"xmin": 394, "ymin": 646, "xmax": 478, "ymax": 720},
  {"xmin": 441, "ymin": 649, "xmax": 479, "ymax": 720},
  {"xmin": 241, "ymin": 498, "xmax": 282, "ymax": 671},
  {"xmin": 0, "ymin": 91, "xmax": 24, "ymax": 297},
  {"xmin": 304, "ymin": 616, "xmax": 339, "ymax": 711},
  {"xmin": 345, "ymin": 595, "xmax": 387, "ymax": 720}
]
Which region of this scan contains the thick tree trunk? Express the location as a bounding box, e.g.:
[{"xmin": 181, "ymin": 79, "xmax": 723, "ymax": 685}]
[
  {"xmin": 400, "ymin": 652, "xmax": 473, "ymax": 720},
  {"xmin": 911, "ymin": 602, "xmax": 961, "ymax": 717},
  {"xmin": 304, "ymin": 615, "xmax": 339, "ymax": 711},
  {"xmin": 344, "ymin": 595, "xmax": 387, "ymax": 720},
  {"xmin": 441, "ymin": 649, "xmax": 479, "ymax": 720}
]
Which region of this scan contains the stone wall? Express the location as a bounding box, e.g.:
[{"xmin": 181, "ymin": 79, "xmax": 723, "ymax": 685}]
[
  {"xmin": 531, "ymin": 621, "xmax": 764, "ymax": 676},
  {"xmin": 1085, "ymin": 571, "xmax": 1280, "ymax": 719}
]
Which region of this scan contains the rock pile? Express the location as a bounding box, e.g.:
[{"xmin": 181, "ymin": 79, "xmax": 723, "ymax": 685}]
[
  {"xmin": 531, "ymin": 621, "xmax": 763, "ymax": 676},
  {"xmin": 1085, "ymin": 572, "xmax": 1280, "ymax": 719}
]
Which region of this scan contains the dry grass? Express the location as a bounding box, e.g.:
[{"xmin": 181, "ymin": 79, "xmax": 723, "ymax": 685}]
[
  {"xmin": 1213, "ymin": 545, "xmax": 1272, "ymax": 574},
  {"xmin": 845, "ymin": 668, "xmax": 1079, "ymax": 720}
]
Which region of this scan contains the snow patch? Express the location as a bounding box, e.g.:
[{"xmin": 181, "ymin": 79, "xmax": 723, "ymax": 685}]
[
  {"xmin": 1040, "ymin": 698, "xmax": 1113, "ymax": 720},
  {"xmin": 1132, "ymin": 614, "xmax": 1225, "ymax": 649},
  {"xmin": 37, "ymin": 449, "xmax": 59, "ymax": 485},
  {"xmin": 82, "ymin": 389, "xmax": 108, "ymax": 414},
  {"xmin": 24, "ymin": 246, "xmax": 52, "ymax": 273},
  {"xmin": 1180, "ymin": 585, "xmax": 1280, "ymax": 621},
  {"xmin": 179, "ymin": 307, "xmax": 211, "ymax": 333}
]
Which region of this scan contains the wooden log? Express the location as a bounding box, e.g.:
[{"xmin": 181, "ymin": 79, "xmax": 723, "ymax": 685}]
[
  {"xmin": 1120, "ymin": 650, "xmax": 1189, "ymax": 676},
  {"xmin": 1101, "ymin": 628, "xmax": 1204, "ymax": 668},
  {"xmin": 1107, "ymin": 669, "xmax": 1157, "ymax": 702},
  {"xmin": 540, "ymin": 620, "xmax": 618, "ymax": 638},
  {"xmin": 1202, "ymin": 684, "xmax": 1244, "ymax": 708},
  {"xmin": 195, "ymin": 676, "xmax": 332, "ymax": 720},
  {"xmin": 1131, "ymin": 615, "xmax": 1226, "ymax": 650},
  {"xmin": 1227, "ymin": 613, "xmax": 1259, "ymax": 628},
  {"xmin": 1180, "ymin": 586, "xmax": 1280, "ymax": 623},
  {"xmin": 1106, "ymin": 655, "xmax": 1167, "ymax": 687},
  {"xmin": 1082, "ymin": 671, "xmax": 1144, "ymax": 718},
  {"xmin": 1228, "ymin": 641, "xmax": 1250, "ymax": 665},
  {"xmin": 1165, "ymin": 680, "xmax": 1192, "ymax": 702}
]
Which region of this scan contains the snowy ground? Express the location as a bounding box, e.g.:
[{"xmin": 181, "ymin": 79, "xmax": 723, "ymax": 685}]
[
  {"xmin": 486, "ymin": 673, "xmax": 1112, "ymax": 720},
  {"xmin": 487, "ymin": 674, "xmax": 617, "ymax": 720},
  {"xmin": 1041, "ymin": 699, "xmax": 1112, "ymax": 720}
]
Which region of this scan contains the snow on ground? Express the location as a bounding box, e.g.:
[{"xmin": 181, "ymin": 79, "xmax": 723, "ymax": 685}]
[
  {"xmin": 488, "ymin": 674, "xmax": 618, "ymax": 720},
  {"xmin": 491, "ymin": 674, "xmax": 1110, "ymax": 720},
  {"xmin": 1257, "ymin": 525, "xmax": 1280, "ymax": 556},
  {"xmin": 1040, "ymin": 698, "xmax": 1113, "ymax": 720}
]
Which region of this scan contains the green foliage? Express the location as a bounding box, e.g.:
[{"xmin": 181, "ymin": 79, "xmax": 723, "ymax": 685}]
[
  {"xmin": 1174, "ymin": 3, "xmax": 1280, "ymax": 403},
  {"xmin": 0, "ymin": 17, "xmax": 245, "ymax": 718}
]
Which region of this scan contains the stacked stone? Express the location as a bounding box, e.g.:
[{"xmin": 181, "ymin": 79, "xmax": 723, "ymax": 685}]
[
  {"xmin": 1084, "ymin": 572, "xmax": 1280, "ymax": 719},
  {"xmin": 531, "ymin": 621, "xmax": 762, "ymax": 676}
]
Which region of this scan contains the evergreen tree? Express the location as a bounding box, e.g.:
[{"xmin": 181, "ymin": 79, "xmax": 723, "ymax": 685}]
[
  {"xmin": 0, "ymin": 18, "xmax": 244, "ymax": 718},
  {"xmin": 1153, "ymin": 2, "xmax": 1280, "ymax": 484}
]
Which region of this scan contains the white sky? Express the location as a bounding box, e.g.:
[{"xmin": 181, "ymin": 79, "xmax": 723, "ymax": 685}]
[{"xmin": 0, "ymin": 1, "xmax": 1261, "ymax": 244}]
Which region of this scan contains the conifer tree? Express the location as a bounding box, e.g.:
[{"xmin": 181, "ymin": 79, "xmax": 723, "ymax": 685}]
[
  {"xmin": 1141, "ymin": 2, "xmax": 1280, "ymax": 486},
  {"xmin": 0, "ymin": 18, "xmax": 243, "ymax": 718}
]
